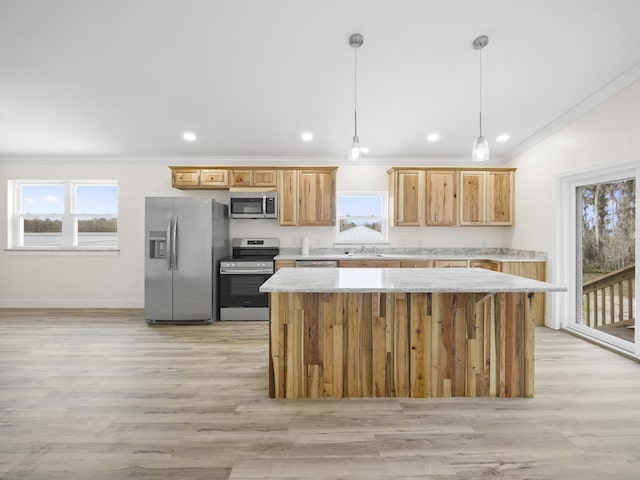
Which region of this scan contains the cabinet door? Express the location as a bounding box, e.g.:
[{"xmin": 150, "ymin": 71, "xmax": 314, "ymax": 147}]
[
  {"xmin": 486, "ymin": 171, "xmax": 514, "ymax": 225},
  {"xmin": 298, "ymin": 170, "xmax": 336, "ymax": 226},
  {"xmin": 426, "ymin": 170, "xmax": 458, "ymax": 226},
  {"xmin": 230, "ymin": 169, "xmax": 252, "ymax": 187},
  {"xmin": 501, "ymin": 262, "xmax": 546, "ymax": 326},
  {"xmin": 459, "ymin": 171, "xmax": 486, "ymax": 225},
  {"xmin": 252, "ymin": 169, "xmax": 277, "ymax": 187},
  {"xmin": 172, "ymin": 169, "xmax": 200, "ymax": 189},
  {"xmin": 200, "ymin": 169, "xmax": 229, "ymax": 188},
  {"xmin": 393, "ymin": 170, "xmax": 424, "ymax": 226},
  {"xmin": 278, "ymin": 170, "xmax": 298, "ymax": 226}
]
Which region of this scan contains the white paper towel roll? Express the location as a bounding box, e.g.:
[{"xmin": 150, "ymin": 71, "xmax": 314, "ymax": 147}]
[{"xmin": 301, "ymin": 237, "xmax": 309, "ymax": 256}]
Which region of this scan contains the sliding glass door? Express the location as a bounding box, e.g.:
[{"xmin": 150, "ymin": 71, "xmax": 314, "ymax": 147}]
[{"xmin": 576, "ymin": 178, "xmax": 636, "ymax": 350}]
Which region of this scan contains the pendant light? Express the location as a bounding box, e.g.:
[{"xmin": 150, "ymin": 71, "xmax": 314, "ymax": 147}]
[
  {"xmin": 472, "ymin": 35, "xmax": 489, "ymax": 163},
  {"xmin": 349, "ymin": 33, "xmax": 365, "ymax": 161}
]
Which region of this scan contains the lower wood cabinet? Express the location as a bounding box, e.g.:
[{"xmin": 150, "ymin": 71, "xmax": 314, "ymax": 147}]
[
  {"xmin": 432, "ymin": 259, "xmax": 468, "ymax": 268},
  {"xmin": 275, "ymin": 260, "xmax": 296, "ymax": 271},
  {"xmin": 400, "ymin": 260, "xmax": 432, "ymax": 268},
  {"xmin": 338, "ymin": 260, "xmax": 401, "ymax": 268}
]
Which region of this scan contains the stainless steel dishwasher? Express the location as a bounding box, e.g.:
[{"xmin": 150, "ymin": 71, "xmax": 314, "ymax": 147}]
[{"xmin": 295, "ymin": 260, "xmax": 338, "ymax": 268}]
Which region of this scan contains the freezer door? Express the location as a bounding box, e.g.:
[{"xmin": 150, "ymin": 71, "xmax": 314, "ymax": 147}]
[
  {"xmin": 144, "ymin": 197, "xmax": 174, "ymax": 321},
  {"xmin": 172, "ymin": 197, "xmax": 213, "ymax": 321}
]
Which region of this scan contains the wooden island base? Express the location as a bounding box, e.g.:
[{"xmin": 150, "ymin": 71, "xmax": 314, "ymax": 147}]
[{"xmin": 269, "ymin": 291, "xmax": 538, "ymax": 399}]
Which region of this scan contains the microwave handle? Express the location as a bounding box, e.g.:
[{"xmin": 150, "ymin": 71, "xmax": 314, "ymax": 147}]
[{"xmin": 262, "ymin": 195, "xmax": 267, "ymax": 217}]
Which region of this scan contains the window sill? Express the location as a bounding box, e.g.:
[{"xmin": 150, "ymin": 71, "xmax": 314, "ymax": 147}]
[{"xmin": 4, "ymin": 249, "xmax": 120, "ymax": 256}]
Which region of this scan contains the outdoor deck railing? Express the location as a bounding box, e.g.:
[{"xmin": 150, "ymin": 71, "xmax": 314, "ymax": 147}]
[{"xmin": 582, "ymin": 264, "xmax": 635, "ymax": 329}]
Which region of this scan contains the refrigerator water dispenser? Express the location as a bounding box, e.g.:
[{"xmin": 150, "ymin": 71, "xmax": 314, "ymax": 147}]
[{"xmin": 149, "ymin": 232, "xmax": 167, "ymax": 259}]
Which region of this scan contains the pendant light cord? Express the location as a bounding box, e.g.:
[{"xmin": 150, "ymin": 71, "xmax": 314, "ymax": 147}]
[
  {"xmin": 478, "ymin": 47, "xmax": 483, "ymax": 137},
  {"xmin": 354, "ymin": 46, "xmax": 358, "ymax": 138}
]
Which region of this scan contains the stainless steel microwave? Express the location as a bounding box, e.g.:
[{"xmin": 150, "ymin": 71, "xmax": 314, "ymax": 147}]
[{"xmin": 228, "ymin": 191, "xmax": 278, "ymax": 219}]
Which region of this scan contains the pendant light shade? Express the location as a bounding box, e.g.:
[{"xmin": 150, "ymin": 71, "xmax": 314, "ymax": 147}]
[
  {"xmin": 349, "ymin": 33, "xmax": 365, "ymax": 161},
  {"xmin": 472, "ymin": 135, "xmax": 489, "ymax": 163},
  {"xmin": 472, "ymin": 35, "xmax": 489, "ymax": 162}
]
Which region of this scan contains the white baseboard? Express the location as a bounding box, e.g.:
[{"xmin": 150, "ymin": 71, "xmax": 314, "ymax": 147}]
[{"xmin": 0, "ymin": 299, "xmax": 143, "ymax": 308}]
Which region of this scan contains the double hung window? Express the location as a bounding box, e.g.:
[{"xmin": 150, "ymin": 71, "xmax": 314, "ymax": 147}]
[
  {"xmin": 336, "ymin": 192, "xmax": 388, "ymax": 244},
  {"xmin": 8, "ymin": 180, "xmax": 118, "ymax": 249}
]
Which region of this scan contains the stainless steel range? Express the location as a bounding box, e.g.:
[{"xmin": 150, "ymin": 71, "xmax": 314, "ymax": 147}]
[{"xmin": 219, "ymin": 238, "xmax": 279, "ymax": 321}]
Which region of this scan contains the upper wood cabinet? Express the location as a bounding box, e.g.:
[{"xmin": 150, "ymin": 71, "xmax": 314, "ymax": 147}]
[
  {"xmin": 389, "ymin": 168, "xmax": 459, "ymax": 226},
  {"xmin": 426, "ymin": 170, "xmax": 458, "ymax": 226},
  {"xmin": 230, "ymin": 168, "xmax": 277, "ymax": 187},
  {"xmin": 170, "ymin": 167, "xmax": 229, "ymax": 189},
  {"xmin": 389, "ymin": 167, "xmax": 514, "ymax": 227},
  {"xmin": 278, "ymin": 169, "xmax": 298, "ymax": 226},
  {"xmin": 171, "ymin": 168, "xmax": 201, "ymax": 189},
  {"xmin": 200, "ymin": 169, "xmax": 229, "ymax": 188},
  {"xmin": 278, "ymin": 168, "xmax": 337, "ymax": 226},
  {"xmin": 459, "ymin": 171, "xmax": 486, "ymax": 225},
  {"xmin": 389, "ymin": 169, "xmax": 423, "ymax": 226},
  {"xmin": 298, "ymin": 169, "xmax": 336, "ymax": 226},
  {"xmin": 486, "ymin": 170, "xmax": 514, "ymax": 225},
  {"xmin": 459, "ymin": 169, "xmax": 514, "ymax": 226}
]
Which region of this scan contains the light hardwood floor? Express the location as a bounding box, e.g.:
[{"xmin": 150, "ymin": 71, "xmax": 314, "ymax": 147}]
[{"xmin": 1, "ymin": 309, "xmax": 639, "ymax": 479}]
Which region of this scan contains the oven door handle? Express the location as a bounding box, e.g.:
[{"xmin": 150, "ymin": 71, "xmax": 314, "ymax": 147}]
[{"xmin": 220, "ymin": 269, "xmax": 273, "ymax": 275}]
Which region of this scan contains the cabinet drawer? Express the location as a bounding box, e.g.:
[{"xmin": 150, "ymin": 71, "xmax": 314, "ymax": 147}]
[
  {"xmin": 432, "ymin": 259, "xmax": 468, "ymax": 268},
  {"xmin": 400, "ymin": 260, "xmax": 432, "ymax": 268},
  {"xmin": 338, "ymin": 260, "xmax": 401, "ymax": 268}
]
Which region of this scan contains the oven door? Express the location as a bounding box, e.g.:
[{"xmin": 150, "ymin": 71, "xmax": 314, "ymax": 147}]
[{"xmin": 219, "ymin": 272, "xmax": 272, "ymax": 320}]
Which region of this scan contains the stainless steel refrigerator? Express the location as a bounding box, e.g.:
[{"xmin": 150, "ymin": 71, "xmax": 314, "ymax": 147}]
[{"xmin": 144, "ymin": 197, "xmax": 229, "ymax": 324}]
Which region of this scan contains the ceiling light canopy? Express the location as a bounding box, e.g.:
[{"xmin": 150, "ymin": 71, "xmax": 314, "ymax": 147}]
[
  {"xmin": 427, "ymin": 133, "xmax": 440, "ymax": 142},
  {"xmin": 301, "ymin": 132, "xmax": 313, "ymax": 142},
  {"xmin": 349, "ymin": 33, "xmax": 367, "ymax": 161},
  {"xmin": 472, "ymin": 35, "xmax": 489, "ymax": 163}
]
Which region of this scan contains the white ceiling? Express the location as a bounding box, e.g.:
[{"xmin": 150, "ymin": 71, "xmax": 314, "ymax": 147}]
[{"xmin": 1, "ymin": 0, "xmax": 640, "ymax": 163}]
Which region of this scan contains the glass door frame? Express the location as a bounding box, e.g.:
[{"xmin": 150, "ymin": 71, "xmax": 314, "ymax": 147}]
[{"xmin": 554, "ymin": 163, "xmax": 639, "ymax": 358}]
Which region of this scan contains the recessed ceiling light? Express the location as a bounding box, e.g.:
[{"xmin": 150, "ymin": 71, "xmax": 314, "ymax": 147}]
[
  {"xmin": 301, "ymin": 132, "xmax": 313, "ymax": 142},
  {"xmin": 183, "ymin": 131, "xmax": 196, "ymax": 142},
  {"xmin": 427, "ymin": 133, "xmax": 440, "ymax": 142},
  {"xmin": 361, "ymin": 147, "xmax": 370, "ymax": 154},
  {"xmin": 496, "ymin": 133, "xmax": 509, "ymax": 142}
]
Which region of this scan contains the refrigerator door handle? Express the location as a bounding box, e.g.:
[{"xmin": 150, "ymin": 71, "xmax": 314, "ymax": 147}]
[
  {"xmin": 171, "ymin": 217, "xmax": 178, "ymax": 270},
  {"xmin": 166, "ymin": 218, "xmax": 173, "ymax": 270}
]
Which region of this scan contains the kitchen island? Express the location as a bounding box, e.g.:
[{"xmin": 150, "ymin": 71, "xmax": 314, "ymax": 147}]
[{"xmin": 260, "ymin": 267, "xmax": 565, "ymax": 399}]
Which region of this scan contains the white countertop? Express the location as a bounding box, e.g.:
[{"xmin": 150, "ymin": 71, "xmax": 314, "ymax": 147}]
[
  {"xmin": 260, "ymin": 268, "xmax": 566, "ymax": 293},
  {"xmin": 275, "ymin": 253, "xmax": 544, "ymax": 262}
]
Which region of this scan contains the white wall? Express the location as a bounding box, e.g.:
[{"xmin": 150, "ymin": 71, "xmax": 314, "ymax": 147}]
[
  {"xmin": 0, "ymin": 161, "xmax": 507, "ymax": 307},
  {"xmin": 505, "ymin": 79, "xmax": 640, "ymax": 328},
  {"xmin": 506, "ymin": 79, "xmax": 640, "ymax": 255}
]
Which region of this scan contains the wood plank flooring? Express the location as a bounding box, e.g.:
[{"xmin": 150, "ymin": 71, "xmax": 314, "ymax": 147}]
[{"xmin": 1, "ymin": 309, "xmax": 640, "ymax": 479}]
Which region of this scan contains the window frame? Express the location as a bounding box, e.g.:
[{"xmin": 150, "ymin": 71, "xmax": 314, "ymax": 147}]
[
  {"xmin": 8, "ymin": 180, "xmax": 119, "ymax": 251},
  {"xmin": 335, "ymin": 191, "xmax": 388, "ymax": 245}
]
